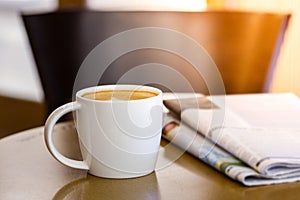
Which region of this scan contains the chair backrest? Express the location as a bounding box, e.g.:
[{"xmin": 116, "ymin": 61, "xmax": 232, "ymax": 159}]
[{"xmin": 22, "ymin": 10, "xmax": 290, "ymax": 116}]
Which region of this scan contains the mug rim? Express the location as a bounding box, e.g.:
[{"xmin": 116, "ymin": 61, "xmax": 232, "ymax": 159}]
[{"xmin": 76, "ymin": 84, "xmax": 162, "ymax": 103}]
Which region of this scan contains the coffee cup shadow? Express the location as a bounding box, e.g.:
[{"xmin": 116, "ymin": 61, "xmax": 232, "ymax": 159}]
[{"xmin": 53, "ymin": 172, "xmax": 161, "ymax": 200}]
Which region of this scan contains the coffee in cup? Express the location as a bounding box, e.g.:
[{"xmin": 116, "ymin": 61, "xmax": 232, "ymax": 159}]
[
  {"xmin": 44, "ymin": 85, "xmax": 163, "ymax": 179},
  {"xmin": 82, "ymin": 89, "xmax": 158, "ymax": 101}
]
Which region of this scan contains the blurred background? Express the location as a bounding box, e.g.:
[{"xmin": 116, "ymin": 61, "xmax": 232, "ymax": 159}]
[{"xmin": 0, "ymin": 0, "xmax": 299, "ymax": 138}]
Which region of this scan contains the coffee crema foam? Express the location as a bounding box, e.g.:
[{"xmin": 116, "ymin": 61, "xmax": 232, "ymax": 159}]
[{"xmin": 82, "ymin": 90, "xmax": 158, "ymax": 101}]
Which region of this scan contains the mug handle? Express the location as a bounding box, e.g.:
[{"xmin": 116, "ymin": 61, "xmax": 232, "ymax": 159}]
[{"xmin": 44, "ymin": 102, "xmax": 89, "ymax": 170}]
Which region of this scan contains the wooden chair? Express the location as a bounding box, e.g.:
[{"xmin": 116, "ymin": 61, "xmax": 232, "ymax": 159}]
[{"xmin": 22, "ymin": 10, "xmax": 290, "ymax": 116}]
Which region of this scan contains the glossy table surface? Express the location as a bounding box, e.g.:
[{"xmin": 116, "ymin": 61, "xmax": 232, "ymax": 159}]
[{"xmin": 1, "ymin": 122, "xmax": 300, "ymax": 200}]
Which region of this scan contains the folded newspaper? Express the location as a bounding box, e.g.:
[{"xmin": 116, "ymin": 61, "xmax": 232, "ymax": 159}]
[{"xmin": 162, "ymin": 93, "xmax": 300, "ymax": 186}]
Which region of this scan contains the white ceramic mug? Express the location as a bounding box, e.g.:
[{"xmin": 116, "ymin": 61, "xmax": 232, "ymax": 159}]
[{"xmin": 44, "ymin": 85, "xmax": 163, "ymax": 178}]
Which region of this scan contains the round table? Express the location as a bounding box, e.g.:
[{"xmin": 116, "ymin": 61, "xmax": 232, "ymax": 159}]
[{"xmin": 1, "ymin": 122, "xmax": 300, "ymax": 200}]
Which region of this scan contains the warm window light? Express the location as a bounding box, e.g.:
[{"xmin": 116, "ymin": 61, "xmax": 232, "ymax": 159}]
[
  {"xmin": 158, "ymin": 0, "xmax": 207, "ymax": 11},
  {"xmin": 86, "ymin": 0, "xmax": 207, "ymax": 11},
  {"xmin": 206, "ymin": 0, "xmax": 226, "ymax": 9}
]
